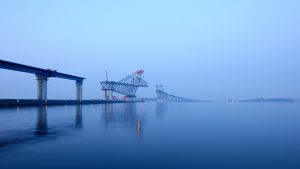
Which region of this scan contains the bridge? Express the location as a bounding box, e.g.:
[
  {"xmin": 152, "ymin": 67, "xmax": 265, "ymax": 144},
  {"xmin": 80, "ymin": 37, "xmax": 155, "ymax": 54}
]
[
  {"xmin": 100, "ymin": 69, "xmax": 148, "ymax": 101},
  {"xmin": 156, "ymin": 85, "xmax": 193, "ymax": 102},
  {"xmin": 0, "ymin": 59, "xmax": 85, "ymax": 100}
]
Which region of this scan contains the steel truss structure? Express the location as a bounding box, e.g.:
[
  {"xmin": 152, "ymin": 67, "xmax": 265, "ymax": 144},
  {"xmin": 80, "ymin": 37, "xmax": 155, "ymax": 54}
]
[{"xmin": 101, "ymin": 69, "xmax": 148, "ymax": 97}]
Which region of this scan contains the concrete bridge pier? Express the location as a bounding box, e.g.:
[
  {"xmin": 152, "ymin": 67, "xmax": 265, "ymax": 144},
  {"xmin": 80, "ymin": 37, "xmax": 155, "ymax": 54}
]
[
  {"xmin": 103, "ymin": 89, "xmax": 113, "ymax": 100},
  {"xmin": 76, "ymin": 80, "xmax": 83, "ymax": 101},
  {"xmin": 36, "ymin": 75, "xmax": 48, "ymax": 100}
]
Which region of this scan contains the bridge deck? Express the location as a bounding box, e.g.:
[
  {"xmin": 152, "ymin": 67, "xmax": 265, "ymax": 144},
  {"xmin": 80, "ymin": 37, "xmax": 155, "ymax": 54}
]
[
  {"xmin": 0, "ymin": 99, "xmax": 142, "ymax": 107},
  {"xmin": 0, "ymin": 60, "xmax": 85, "ymax": 81}
]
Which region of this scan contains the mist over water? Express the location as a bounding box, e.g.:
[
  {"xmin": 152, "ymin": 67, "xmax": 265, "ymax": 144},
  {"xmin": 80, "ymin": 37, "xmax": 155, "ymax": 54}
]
[
  {"xmin": 1, "ymin": 0, "xmax": 300, "ymax": 100},
  {"xmin": 0, "ymin": 1, "xmax": 300, "ymax": 168},
  {"xmin": 1, "ymin": 102, "xmax": 300, "ymax": 169}
]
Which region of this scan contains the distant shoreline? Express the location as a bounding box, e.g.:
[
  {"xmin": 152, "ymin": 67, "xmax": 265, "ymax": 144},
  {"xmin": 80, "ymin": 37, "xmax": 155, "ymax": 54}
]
[{"xmin": 144, "ymin": 98, "xmax": 300, "ymax": 103}]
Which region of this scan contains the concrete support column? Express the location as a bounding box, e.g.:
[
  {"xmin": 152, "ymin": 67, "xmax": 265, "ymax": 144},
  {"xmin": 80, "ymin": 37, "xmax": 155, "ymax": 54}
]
[
  {"xmin": 36, "ymin": 75, "xmax": 48, "ymax": 100},
  {"xmin": 76, "ymin": 80, "xmax": 83, "ymax": 101},
  {"xmin": 104, "ymin": 89, "xmax": 113, "ymax": 100}
]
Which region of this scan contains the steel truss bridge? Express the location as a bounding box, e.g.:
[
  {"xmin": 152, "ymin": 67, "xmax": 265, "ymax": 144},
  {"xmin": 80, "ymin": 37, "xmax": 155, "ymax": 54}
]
[
  {"xmin": 101, "ymin": 70, "xmax": 148, "ymax": 100},
  {"xmin": 156, "ymin": 85, "xmax": 193, "ymax": 102}
]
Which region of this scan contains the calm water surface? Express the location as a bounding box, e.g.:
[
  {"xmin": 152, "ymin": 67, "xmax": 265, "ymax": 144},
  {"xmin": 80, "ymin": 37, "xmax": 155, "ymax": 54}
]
[{"xmin": 0, "ymin": 102, "xmax": 300, "ymax": 169}]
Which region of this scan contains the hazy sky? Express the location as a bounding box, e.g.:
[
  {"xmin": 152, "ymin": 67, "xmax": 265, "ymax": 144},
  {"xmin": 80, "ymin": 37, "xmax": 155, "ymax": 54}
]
[{"xmin": 0, "ymin": 0, "xmax": 299, "ymax": 100}]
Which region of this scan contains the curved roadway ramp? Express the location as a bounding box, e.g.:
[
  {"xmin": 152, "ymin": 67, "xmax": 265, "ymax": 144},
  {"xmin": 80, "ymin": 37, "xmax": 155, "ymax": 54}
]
[{"xmin": 155, "ymin": 85, "xmax": 195, "ymax": 102}]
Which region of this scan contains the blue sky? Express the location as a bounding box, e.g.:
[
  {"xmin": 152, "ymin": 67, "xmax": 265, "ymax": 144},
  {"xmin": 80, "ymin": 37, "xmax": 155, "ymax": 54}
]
[{"xmin": 0, "ymin": 0, "xmax": 299, "ymax": 100}]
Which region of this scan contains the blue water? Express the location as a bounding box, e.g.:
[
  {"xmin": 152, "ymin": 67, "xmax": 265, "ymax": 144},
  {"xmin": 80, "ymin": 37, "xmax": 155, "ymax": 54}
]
[{"xmin": 0, "ymin": 102, "xmax": 300, "ymax": 169}]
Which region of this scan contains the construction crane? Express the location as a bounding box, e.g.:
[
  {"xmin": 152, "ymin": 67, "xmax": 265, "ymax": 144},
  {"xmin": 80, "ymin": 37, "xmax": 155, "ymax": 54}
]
[{"xmin": 101, "ymin": 69, "xmax": 148, "ymax": 101}]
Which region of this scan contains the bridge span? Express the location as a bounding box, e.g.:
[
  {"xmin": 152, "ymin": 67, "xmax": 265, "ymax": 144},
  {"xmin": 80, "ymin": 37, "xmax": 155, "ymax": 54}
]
[
  {"xmin": 156, "ymin": 85, "xmax": 194, "ymax": 102},
  {"xmin": 0, "ymin": 59, "xmax": 85, "ymax": 100}
]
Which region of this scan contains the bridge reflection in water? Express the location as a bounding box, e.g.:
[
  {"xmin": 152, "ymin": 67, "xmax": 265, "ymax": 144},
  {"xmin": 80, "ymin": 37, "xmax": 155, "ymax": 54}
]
[
  {"xmin": 36, "ymin": 106, "xmax": 48, "ymax": 135},
  {"xmin": 1, "ymin": 103, "xmax": 153, "ymax": 150},
  {"xmin": 156, "ymin": 102, "xmax": 168, "ymax": 121},
  {"xmin": 75, "ymin": 105, "xmax": 83, "ymax": 128},
  {"xmin": 0, "ymin": 105, "xmax": 83, "ymax": 149},
  {"xmin": 102, "ymin": 103, "xmax": 144, "ymax": 136}
]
